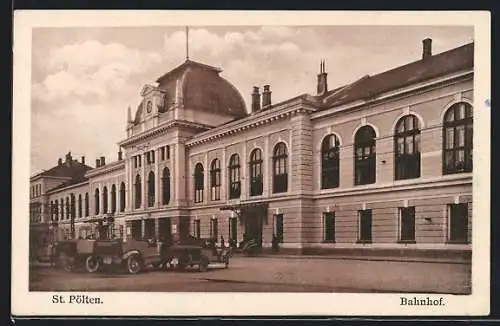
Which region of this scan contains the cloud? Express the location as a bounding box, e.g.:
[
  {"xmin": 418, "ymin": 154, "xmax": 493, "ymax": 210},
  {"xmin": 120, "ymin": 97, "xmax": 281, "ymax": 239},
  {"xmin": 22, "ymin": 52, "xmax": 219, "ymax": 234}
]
[
  {"xmin": 33, "ymin": 40, "xmax": 162, "ymax": 103},
  {"xmin": 30, "ymin": 26, "xmax": 473, "ymax": 174}
]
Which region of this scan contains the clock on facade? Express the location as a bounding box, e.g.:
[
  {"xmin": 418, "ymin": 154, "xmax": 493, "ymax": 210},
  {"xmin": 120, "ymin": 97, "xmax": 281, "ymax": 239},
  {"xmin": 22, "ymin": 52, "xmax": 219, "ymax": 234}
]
[{"xmin": 146, "ymin": 100, "xmax": 152, "ymax": 113}]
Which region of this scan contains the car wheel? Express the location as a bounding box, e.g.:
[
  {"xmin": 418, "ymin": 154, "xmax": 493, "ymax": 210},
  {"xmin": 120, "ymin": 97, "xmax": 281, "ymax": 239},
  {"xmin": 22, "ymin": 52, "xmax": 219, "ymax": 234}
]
[
  {"xmin": 199, "ymin": 256, "xmax": 209, "ymax": 272},
  {"xmin": 59, "ymin": 253, "xmax": 75, "ymax": 272},
  {"xmin": 85, "ymin": 255, "xmax": 101, "ymax": 273},
  {"xmin": 126, "ymin": 254, "xmax": 142, "ymax": 274}
]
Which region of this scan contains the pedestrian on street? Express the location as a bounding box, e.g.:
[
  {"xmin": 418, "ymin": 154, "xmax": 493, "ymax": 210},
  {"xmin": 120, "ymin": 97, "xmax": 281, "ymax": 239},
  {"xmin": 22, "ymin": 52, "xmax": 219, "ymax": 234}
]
[{"xmin": 272, "ymin": 234, "xmax": 280, "ymax": 253}]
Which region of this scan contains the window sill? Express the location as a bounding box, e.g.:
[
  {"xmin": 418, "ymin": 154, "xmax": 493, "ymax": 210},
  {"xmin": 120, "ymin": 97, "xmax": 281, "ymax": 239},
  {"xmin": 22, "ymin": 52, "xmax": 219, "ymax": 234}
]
[
  {"xmin": 446, "ymin": 240, "xmax": 470, "ymax": 245},
  {"xmin": 356, "ymin": 240, "xmax": 372, "ymax": 244},
  {"xmin": 322, "ymin": 240, "xmax": 336, "ymax": 244},
  {"xmin": 397, "ymin": 240, "xmax": 416, "ymax": 244}
]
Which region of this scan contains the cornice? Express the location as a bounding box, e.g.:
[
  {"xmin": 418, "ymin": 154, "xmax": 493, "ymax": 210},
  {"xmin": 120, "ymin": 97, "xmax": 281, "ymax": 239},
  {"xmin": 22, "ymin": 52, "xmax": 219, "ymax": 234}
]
[
  {"xmin": 185, "ymin": 100, "xmax": 317, "ymax": 148},
  {"xmin": 119, "ymin": 119, "xmax": 211, "ymax": 148},
  {"xmin": 85, "ymin": 160, "xmax": 125, "ymax": 178},
  {"xmin": 312, "ymin": 69, "xmax": 474, "ymax": 120}
]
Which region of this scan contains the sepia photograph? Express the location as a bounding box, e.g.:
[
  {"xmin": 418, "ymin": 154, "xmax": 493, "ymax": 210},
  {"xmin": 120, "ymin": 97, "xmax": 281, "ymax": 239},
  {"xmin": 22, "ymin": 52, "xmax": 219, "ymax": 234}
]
[{"xmin": 12, "ymin": 11, "xmax": 490, "ymax": 316}]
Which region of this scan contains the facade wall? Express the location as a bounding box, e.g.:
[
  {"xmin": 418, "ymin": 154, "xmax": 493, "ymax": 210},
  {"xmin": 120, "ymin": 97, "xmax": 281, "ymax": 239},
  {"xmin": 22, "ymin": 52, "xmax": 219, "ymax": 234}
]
[{"xmin": 30, "ymin": 55, "xmax": 474, "ymax": 258}]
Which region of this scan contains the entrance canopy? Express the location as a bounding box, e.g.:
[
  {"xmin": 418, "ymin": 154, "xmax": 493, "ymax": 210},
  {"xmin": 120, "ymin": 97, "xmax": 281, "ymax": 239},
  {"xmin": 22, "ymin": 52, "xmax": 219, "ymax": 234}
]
[
  {"xmin": 220, "ymin": 202, "xmax": 268, "ymax": 213},
  {"xmin": 83, "ymin": 214, "xmax": 115, "ymax": 225}
]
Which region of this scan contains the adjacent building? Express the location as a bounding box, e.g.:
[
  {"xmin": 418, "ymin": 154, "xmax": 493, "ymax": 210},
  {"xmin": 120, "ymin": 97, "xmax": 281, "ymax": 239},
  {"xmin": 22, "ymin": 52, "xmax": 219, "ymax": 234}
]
[{"xmin": 30, "ymin": 38, "xmax": 474, "ymax": 260}]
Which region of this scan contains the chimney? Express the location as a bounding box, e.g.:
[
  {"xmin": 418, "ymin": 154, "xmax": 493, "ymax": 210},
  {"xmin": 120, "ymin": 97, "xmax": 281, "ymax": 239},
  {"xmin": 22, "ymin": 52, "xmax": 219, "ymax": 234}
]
[
  {"xmin": 251, "ymin": 87, "xmax": 261, "ymax": 113},
  {"xmin": 422, "ymin": 38, "xmax": 432, "ymax": 59},
  {"xmin": 96, "ymin": 158, "xmax": 101, "ymax": 168},
  {"xmin": 317, "ymin": 60, "xmax": 328, "ymax": 95},
  {"xmin": 65, "ymin": 152, "xmax": 73, "ymax": 167},
  {"xmin": 127, "ymin": 105, "xmax": 132, "ymax": 123},
  {"xmin": 81, "ymin": 156, "xmax": 85, "ymax": 165},
  {"xmin": 118, "ymin": 150, "xmax": 123, "ymax": 161},
  {"xmin": 57, "ymin": 158, "xmax": 62, "ymax": 166},
  {"xmin": 100, "ymin": 156, "xmax": 106, "ymax": 166},
  {"xmin": 262, "ymin": 85, "xmax": 272, "ymax": 108}
]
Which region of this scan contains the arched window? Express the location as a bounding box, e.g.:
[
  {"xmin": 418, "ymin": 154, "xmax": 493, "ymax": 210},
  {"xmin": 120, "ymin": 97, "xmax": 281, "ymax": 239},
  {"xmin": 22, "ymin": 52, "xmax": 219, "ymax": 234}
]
[
  {"xmin": 354, "ymin": 126, "xmax": 376, "ymax": 185},
  {"xmin": 119, "ymin": 182, "xmax": 125, "ymax": 212},
  {"xmin": 194, "ymin": 163, "xmax": 204, "ymax": 203},
  {"xmin": 321, "ymin": 134, "xmax": 340, "ymax": 189},
  {"xmin": 249, "ymin": 149, "xmax": 263, "ymax": 196},
  {"xmin": 162, "ymin": 168, "xmax": 170, "ymax": 205},
  {"xmin": 210, "ymin": 159, "xmax": 221, "ymax": 201},
  {"xmin": 148, "ymin": 171, "xmax": 155, "ymax": 207},
  {"xmin": 66, "ymin": 197, "xmax": 70, "ymax": 219},
  {"xmin": 94, "ymin": 189, "xmax": 100, "ymax": 215},
  {"xmin": 85, "ymin": 193, "xmax": 89, "ymax": 217},
  {"xmin": 78, "ymin": 194, "xmax": 82, "ymax": 218},
  {"xmin": 60, "ymin": 199, "xmax": 64, "ymax": 220},
  {"xmin": 273, "ymin": 143, "xmax": 288, "ymax": 193},
  {"xmin": 111, "ymin": 184, "xmax": 117, "ymax": 213},
  {"xmin": 54, "ymin": 199, "xmax": 59, "ymax": 221},
  {"xmin": 443, "ymin": 102, "xmax": 473, "ymax": 174},
  {"xmin": 228, "ymin": 154, "xmax": 241, "ymax": 199},
  {"xmin": 395, "ymin": 115, "xmax": 421, "ymax": 180},
  {"xmin": 70, "ymin": 194, "xmax": 76, "ymax": 218},
  {"xmin": 102, "ymin": 186, "xmax": 108, "ymax": 213},
  {"xmin": 135, "ymin": 174, "xmax": 142, "ymax": 209}
]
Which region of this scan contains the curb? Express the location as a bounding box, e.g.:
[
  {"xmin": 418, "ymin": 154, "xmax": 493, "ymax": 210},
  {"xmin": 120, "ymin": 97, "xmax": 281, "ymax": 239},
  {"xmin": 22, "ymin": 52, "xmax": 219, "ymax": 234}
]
[{"xmin": 231, "ymin": 253, "xmax": 470, "ymax": 265}]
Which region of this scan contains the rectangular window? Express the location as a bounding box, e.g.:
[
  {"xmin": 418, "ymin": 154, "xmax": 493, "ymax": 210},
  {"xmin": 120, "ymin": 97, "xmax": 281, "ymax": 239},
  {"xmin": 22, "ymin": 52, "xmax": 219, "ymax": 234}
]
[
  {"xmin": 399, "ymin": 206, "xmax": 416, "ymax": 242},
  {"xmin": 138, "ymin": 155, "xmax": 142, "ymax": 167},
  {"xmin": 131, "ymin": 220, "xmax": 142, "ymax": 240},
  {"xmin": 274, "ymin": 214, "xmax": 284, "ymax": 243},
  {"xmin": 160, "ymin": 147, "xmax": 165, "ymax": 161},
  {"xmin": 449, "ymin": 203, "xmax": 469, "ymax": 243},
  {"xmin": 229, "ymin": 217, "xmax": 237, "ymax": 241},
  {"xmin": 194, "ymin": 219, "xmax": 201, "ymax": 238},
  {"xmin": 144, "ymin": 219, "xmax": 155, "ymax": 239},
  {"xmin": 358, "ymin": 209, "xmax": 372, "ymax": 243},
  {"xmin": 166, "ymin": 145, "xmax": 170, "ymax": 160},
  {"xmin": 151, "ymin": 151, "xmax": 155, "ymax": 164},
  {"xmin": 210, "ymin": 218, "xmax": 218, "ymax": 240},
  {"xmin": 323, "ymin": 212, "xmax": 335, "ymax": 242}
]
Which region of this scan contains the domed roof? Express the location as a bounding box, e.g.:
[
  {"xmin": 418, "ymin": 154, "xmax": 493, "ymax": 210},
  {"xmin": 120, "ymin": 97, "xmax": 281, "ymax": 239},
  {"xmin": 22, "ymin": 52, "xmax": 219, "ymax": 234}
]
[{"xmin": 134, "ymin": 60, "xmax": 247, "ymax": 123}]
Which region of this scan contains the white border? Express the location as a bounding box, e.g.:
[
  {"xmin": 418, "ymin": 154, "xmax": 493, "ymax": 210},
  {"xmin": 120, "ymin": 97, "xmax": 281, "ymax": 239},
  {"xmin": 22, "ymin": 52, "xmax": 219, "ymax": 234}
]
[{"xmin": 12, "ymin": 10, "xmax": 490, "ymax": 316}]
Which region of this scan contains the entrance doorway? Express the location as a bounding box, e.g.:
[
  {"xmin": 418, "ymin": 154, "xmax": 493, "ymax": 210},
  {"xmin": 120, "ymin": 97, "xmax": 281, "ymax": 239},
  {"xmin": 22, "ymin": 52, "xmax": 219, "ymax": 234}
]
[
  {"xmin": 179, "ymin": 217, "xmax": 190, "ymax": 239},
  {"xmin": 242, "ymin": 206, "xmax": 267, "ymax": 247},
  {"xmin": 158, "ymin": 217, "xmax": 171, "ymax": 241}
]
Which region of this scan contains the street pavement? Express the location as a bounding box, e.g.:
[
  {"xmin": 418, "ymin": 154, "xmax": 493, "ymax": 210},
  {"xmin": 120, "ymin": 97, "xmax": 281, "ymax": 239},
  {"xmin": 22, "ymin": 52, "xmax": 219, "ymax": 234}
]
[{"xmin": 29, "ymin": 256, "xmax": 471, "ymax": 294}]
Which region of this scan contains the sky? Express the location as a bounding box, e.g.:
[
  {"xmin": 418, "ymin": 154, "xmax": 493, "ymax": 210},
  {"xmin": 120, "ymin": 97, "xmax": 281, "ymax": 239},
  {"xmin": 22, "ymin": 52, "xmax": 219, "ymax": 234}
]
[{"xmin": 30, "ymin": 25, "xmax": 474, "ymax": 175}]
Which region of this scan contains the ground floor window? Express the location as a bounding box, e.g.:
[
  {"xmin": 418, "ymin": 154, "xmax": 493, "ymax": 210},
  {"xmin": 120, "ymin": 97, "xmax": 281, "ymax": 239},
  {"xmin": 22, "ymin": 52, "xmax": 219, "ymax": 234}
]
[
  {"xmin": 449, "ymin": 203, "xmax": 469, "ymax": 243},
  {"xmin": 358, "ymin": 209, "xmax": 372, "ymax": 243},
  {"xmin": 194, "ymin": 219, "xmax": 201, "ymax": 238},
  {"xmin": 131, "ymin": 220, "xmax": 142, "ymax": 240},
  {"xmin": 158, "ymin": 218, "xmax": 171, "ymax": 241},
  {"xmin": 229, "ymin": 217, "xmax": 237, "ymax": 242},
  {"xmin": 323, "ymin": 212, "xmax": 335, "ymax": 242},
  {"xmin": 210, "ymin": 218, "xmax": 218, "ymax": 240},
  {"xmin": 274, "ymin": 214, "xmax": 284, "ymax": 243},
  {"xmin": 144, "ymin": 219, "xmax": 155, "ymax": 239},
  {"xmin": 399, "ymin": 206, "xmax": 416, "ymax": 242}
]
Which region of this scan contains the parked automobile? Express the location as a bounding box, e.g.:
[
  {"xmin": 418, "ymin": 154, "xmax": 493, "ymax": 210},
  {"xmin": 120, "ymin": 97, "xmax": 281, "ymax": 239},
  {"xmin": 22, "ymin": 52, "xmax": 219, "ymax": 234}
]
[
  {"xmin": 54, "ymin": 239, "xmax": 95, "ymax": 272},
  {"xmin": 84, "ymin": 238, "xmax": 163, "ymax": 274},
  {"xmin": 164, "ymin": 238, "xmax": 231, "ymax": 272}
]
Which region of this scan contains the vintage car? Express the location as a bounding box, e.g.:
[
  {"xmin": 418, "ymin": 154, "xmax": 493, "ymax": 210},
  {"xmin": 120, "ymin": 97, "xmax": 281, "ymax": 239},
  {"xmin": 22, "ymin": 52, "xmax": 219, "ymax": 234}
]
[
  {"xmin": 164, "ymin": 238, "xmax": 231, "ymax": 272},
  {"xmin": 54, "ymin": 239, "xmax": 96, "ymax": 272},
  {"xmin": 84, "ymin": 238, "xmax": 163, "ymax": 274}
]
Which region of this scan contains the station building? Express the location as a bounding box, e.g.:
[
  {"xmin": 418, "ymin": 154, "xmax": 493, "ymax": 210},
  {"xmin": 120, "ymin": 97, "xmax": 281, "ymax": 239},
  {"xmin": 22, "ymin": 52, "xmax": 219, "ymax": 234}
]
[{"xmin": 30, "ymin": 38, "xmax": 474, "ymax": 260}]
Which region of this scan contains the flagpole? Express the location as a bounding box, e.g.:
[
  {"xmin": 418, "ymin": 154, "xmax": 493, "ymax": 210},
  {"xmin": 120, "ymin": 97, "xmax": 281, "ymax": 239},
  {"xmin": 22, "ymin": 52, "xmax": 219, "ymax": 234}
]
[{"xmin": 186, "ymin": 26, "xmax": 189, "ymax": 60}]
